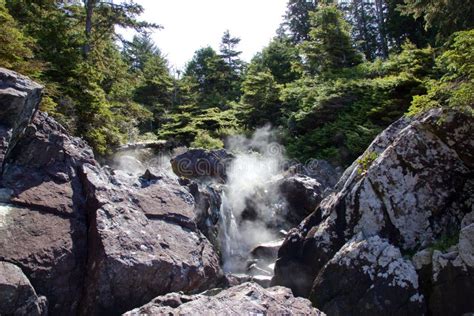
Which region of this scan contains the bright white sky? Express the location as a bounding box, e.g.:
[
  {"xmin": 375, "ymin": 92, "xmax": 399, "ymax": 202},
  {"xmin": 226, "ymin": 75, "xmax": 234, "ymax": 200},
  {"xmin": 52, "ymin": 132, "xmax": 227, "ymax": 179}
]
[{"xmin": 120, "ymin": 0, "xmax": 289, "ymax": 71}]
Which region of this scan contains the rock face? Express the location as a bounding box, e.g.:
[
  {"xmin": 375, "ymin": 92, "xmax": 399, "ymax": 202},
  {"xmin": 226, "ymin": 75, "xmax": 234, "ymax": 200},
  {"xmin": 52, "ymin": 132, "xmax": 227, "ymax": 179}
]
[
  {"xmin": 0, "ymin": 261, "xmax": 48, "ymax": 316},
  {"xmin": 278, "ymin": 174, "xmax": 326, "ymax": 224},
  {"xmin": 171, "ymin": 148, "xmax": 234, "ymax": 181},
  {"xmin": 79, "ymin": 166, "xmax": 221, "ymax": 315},
  {"xmin": 310, "ymin": 235, "xmax": 425, "ymax": 315},
  {"xmin": 272, "ymin": 109, "xmax": 473, "ymax": 315},
  {"xmin": 0, "ymin": 68, "xmax": 222, "ymax": 315},
  {"xmin": 123, "ymin": 282, "xmax": 325, "ymax": 316},
  {"xmin": 0, "ymin": 68, "xmax": 42, "ymax": 167}
]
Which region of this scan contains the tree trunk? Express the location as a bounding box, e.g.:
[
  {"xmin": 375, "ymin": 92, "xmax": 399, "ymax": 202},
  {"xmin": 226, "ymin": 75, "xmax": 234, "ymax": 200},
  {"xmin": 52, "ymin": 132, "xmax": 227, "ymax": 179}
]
[{"xmin": 83, "ymin": 0, "xmax": 95, "ymax": 57}]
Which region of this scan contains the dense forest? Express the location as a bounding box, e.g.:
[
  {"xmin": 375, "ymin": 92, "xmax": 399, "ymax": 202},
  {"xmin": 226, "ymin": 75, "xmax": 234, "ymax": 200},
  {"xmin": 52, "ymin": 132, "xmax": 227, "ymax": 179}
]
[{"xmin": 1, "ymin": 0, "xmax": 472, "ymax": 166}]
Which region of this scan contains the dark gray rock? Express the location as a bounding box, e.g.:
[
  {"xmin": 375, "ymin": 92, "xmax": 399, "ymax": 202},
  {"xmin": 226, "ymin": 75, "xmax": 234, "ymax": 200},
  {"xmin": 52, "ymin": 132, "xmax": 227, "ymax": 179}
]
[
  {"xmin": 171, "ymin": 148, "xmax": 234, "ymax": 181},
  {"xmin": 0, "ymin": 261, "xmax": 48, "ymax": 316}
]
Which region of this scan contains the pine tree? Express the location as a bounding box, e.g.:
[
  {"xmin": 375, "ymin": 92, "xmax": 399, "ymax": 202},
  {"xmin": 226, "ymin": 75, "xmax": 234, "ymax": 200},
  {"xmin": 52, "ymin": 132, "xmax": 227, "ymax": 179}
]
[
  {"xmin": 300, "ymin": 4, "xmax": 362, "ymax": 74},
  {"xmin": 281, "ymin": 0, "xmax": 318, "ymax": 43},
  {"xmin": 0, "ymin": 0, "xmax": 41, "ymax": 76}
]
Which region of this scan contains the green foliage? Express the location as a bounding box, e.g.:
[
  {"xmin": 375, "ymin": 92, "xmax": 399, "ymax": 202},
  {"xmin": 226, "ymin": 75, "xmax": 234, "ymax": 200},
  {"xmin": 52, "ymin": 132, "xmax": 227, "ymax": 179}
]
[
  {"xmin": 240, "ymin": 65, "xmax": 281, "ymax": 129},
  {"xmin": 408, "ymin": 29, "xmax": 474, "ymax": 115},
  {"xmin": 252, "ymin": 36, "xmax": 301, "ymax": 84},
  {"xmin": 191, "ymin": 131, "xmax": 224, "ymax": 149},
  {"xmin": 0, "ymin": 0, "xmax": 41, "ymax": 76},
  {"xmin": 429, "ymin": 233, "xmax": 459, "ymax": 252},
  {"xmin": 300, "ymin": 5, "xmax": 363, "ymax": 74},
  {"xmin": 399, "ymin": 0, "xmax": 474, "ymax": 42},
  {"xmin": 357, "ymin": 151, "xmax": 379, "ymax": 174},
  {"xmin": 282, "ymin": 53, "xmax": 427, "ymax": 165}
]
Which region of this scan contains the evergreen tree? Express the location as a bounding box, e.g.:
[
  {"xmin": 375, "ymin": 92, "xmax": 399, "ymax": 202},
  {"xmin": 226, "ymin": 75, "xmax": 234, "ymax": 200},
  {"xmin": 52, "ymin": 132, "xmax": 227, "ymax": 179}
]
[
  {"xmin": 300, "ymin": 4, "xmax": 362, "ymax": 74},
  {"xmin": 122, "ymin": 33, "xmax": 159, "ymax": 72},
  {"xmin": 219, "ymin": 30, "xmax": 244, "ymax": 102},
  {"xmin": 341, "ymin": 0, "xmax": 379, "ymax": 61},
  {"xmin": 253, "ymin": 36, "xmax": 301, "ymax": 84},
  {"xmin": 281, "ymin": 0, "xmax": 318, "ymax": 43},
  {"xmin": 399, "ymin": 0, "xmax": 474, "ymax": 42},
  {"xmin": 240, "ymin": 63, "xmax": 281, "ymax": 128},
  {"xmin": 0, "ymin": 0, "xmax": 40, "ymax": 76}
]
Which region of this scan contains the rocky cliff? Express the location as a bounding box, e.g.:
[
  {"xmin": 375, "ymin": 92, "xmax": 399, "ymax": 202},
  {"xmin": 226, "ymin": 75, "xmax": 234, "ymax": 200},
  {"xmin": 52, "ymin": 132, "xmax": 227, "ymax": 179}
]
[
  {"xmin": 0, "ymin": 69, "xmax": 221, "ymax": 315},
  {"xmin": 272, "ymin": 108, "xmax": 474, "ymax": 315}
]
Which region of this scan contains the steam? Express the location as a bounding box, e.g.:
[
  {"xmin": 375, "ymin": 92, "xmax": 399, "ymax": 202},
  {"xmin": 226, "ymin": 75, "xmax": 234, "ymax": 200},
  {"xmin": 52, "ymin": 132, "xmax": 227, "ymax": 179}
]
[
  {"xmin": 220, "ymin": 125, "xmax": 287, "ymax": 272},
  {"xmin": 112, "ymin": 149, "xmax": 173, "ymax": 176}
]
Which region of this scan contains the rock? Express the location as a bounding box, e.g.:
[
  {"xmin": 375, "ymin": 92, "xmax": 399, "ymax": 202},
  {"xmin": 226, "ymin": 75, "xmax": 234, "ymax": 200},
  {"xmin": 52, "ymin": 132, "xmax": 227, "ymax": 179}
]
[
  {"xmin": 278, "ymin": 174, "xmax": 325, "ymax": 223},
  {"xmin": 0, "ymin": 112, "xmax": 91, "ymax": 315},
  {"xmin": 272, "ymin": 109, "xmax": 473, "ymax": 313},
  {"xmin": 184, "ymin": 181, "xmax": 223, "ymax": 252},
  {"xmin": 123, "ymin": 282, "xmax": 325, "ymax": 315},
  {"xmin": 310, "ymin": 235, "xmax": 425, "ymax": 316},
  {"xmin": 79, "ymin": 164, "xmax": 221, "ymax": 315},
  {"xmin": 0, "ymin": 68, "xmax": 43, "ymax": 167},
  {"xmin": 430, "ymin": 242, "xmax": 474, "ymax": 316},
  {"xmin": 286, "ymin": 159, "xmax": 341, "ymax": 189},
  {"xmin": 0, "ymin": 261, "xmax": 48, "ymax": 316},
  {"xmin": 250, "ymin": 239, "xmax": 284, "ymax": 264},
  {"xmin": 0, "ymin": 70, "xmax": 223, "ymax": 316},
  {"xmin": 459, "ymin": 222, "xmax": 474, "ymax": 267},
  {"xmin": 0, "ymin": 202, "xmax": 87, "ymax": 315},
  {"xmin": 171, "ymin": 148, "xmax": 234, "ymax": 181}
]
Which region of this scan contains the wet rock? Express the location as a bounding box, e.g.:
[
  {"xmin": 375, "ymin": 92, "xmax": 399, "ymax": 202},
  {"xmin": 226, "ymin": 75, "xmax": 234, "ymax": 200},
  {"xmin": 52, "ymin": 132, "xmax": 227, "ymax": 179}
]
[
  {"xmin": 171, "ymin": 148, "xmax": 234, "ymax": 181},
  {"xmin": 0, "ymin": 261, "xmax": 48, "ymax": 316},
  {"xmin": 273, "ymin": 109, "xmax": 473, "ymax": 313},
  {"xmin": 310, "ymin": 235, "xmax": 425, "ymax": 316},
  {"xmin": 123, "ymin": 282, "xmax": 325, "ymax": 315},
  {"xmin": 250, "ymin": 239, "xmax": 284, "ymax": 264}
]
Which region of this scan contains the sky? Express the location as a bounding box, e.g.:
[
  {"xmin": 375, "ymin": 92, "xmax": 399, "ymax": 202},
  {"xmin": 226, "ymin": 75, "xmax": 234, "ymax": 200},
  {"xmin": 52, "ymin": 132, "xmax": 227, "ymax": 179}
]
[{"xmin": 120, "ymin": 0, "xmax": 289, "ymax": 71}]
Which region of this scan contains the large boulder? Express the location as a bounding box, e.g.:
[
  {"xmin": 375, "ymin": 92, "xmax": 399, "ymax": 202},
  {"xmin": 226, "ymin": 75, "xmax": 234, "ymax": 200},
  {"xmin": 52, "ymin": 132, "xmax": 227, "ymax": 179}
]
[
  {"xmin": 0, "ymin": 261, "xmax": 48, "ymax": 316},
  {"xmin": 123, "ymin": 282, "xmax": 325, "ymax": 315},
  {"xmin": 79, "ymin": 165, "xmax": 221, "ymax": 315},
  {"xmin": 272, "ymin": 108, "xmax": 473, "ymax": 314},
  {"xmin": 310, "ymin": 235, "xmax": 425, "ymax": 315},
  {"xmin": 171, "ymin": 148, "xmax": 234, "ymax": 181}
]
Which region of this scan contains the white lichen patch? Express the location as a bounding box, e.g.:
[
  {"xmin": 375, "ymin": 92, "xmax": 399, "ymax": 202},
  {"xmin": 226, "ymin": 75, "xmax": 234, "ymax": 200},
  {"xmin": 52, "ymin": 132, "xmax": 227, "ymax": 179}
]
[
  {"xmin": 0, "ymin": 203, "xmax": 12, "ymax": 228},
  {"xmin": 331, "ymin": 235, "xmax": 419, "ymax": 290}
]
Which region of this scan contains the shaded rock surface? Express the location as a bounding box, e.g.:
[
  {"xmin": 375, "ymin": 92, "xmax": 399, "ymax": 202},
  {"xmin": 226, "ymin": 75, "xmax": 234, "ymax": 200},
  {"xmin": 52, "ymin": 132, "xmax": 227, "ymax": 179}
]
[
  {"xmin": 0, "ymin": 68, "xmax": 222, "ymax": 316},
  {"xmin": 0, "ymin": 261, "xmax": 48, "ymax": 316},
  {"xmin": 123, "ymin": 282, "xmax": 325, "ymax": 316},
  {"xmin": 278, "ymin": 174, "xmax": 326, "ymax": 224},
  {"xmin": 272, "ymin": 108, "xmax": 473, "ymax": 315}
]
